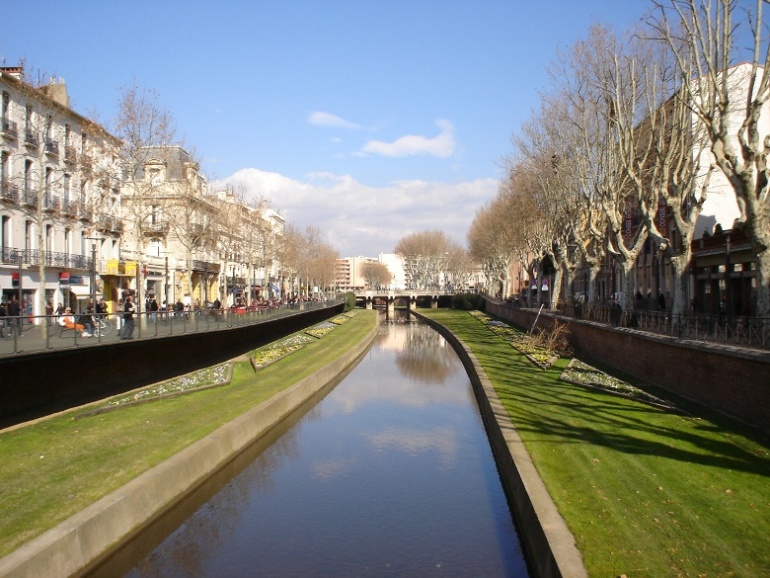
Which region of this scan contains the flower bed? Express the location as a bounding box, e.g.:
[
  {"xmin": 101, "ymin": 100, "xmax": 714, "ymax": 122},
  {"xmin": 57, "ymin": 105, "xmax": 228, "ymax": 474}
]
[
  {"xmin": 305, "ymin": 321, "xmax": 337, "ymax": 339},
  {"xmin": 79, "ymin": 363, "xmax": 233, "ymax": 417},
  {"xmin": 560, "ymin": 359, "xmax": 683, "ymax": 412},
  {"xmin": 330, "ymin": 315, "xmax": 351, "ymax": 325},
  {"xmin": 470, "ymin": 311, "xmax": 558, "ymax": 369},
  {"xmin": 252, "ymin": 334, "xmax": 314, "ymax": 369}
]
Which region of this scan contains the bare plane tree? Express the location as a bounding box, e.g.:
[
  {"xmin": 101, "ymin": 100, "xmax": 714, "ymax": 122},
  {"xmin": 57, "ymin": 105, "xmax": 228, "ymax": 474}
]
[{"xmin": 649, "ymin": 0, "xmax": 770, "ymax": 317}]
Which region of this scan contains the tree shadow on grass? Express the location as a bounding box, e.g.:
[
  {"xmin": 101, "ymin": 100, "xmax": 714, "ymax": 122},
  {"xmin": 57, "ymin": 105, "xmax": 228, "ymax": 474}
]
[{"xmin": 494, "ymin": 373, "xmax": 770, "ymax": 478}]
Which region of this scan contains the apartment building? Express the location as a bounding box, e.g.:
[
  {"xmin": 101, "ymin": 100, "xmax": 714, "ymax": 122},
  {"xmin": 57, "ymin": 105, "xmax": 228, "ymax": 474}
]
[
  {"xmin": 0, "ymin": 67, "xmax": 124, "ymax": 318},
  {"xmin": 119, "ymin": 145, "xmax": 221, "ymax": 308}
]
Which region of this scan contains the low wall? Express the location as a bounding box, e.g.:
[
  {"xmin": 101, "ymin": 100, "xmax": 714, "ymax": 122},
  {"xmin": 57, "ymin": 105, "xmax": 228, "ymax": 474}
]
[
  {"xmin": 0, "ymin": 315, "xmax": 379, "ymax": 578},
  {"xmin": 486, "ymin": 301, "xmax": 770, "ymax": 433},
  {"xmin": 415, "ymin": 311, "xmax": 587, "ymax": 578},
  {"xmin": 0, "ymin": 304, "xmax": 344, "ymax": 429}
]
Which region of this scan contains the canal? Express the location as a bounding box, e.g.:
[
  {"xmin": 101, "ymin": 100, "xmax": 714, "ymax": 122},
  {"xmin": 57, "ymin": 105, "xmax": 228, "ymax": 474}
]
[{"xmin": 94, "ymin": 319, "xmax": 529, "ymax": 577}]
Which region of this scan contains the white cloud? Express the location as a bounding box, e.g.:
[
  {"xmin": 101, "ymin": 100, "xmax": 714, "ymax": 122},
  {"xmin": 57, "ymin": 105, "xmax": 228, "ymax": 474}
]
[
  {"xmin": 361, "ymin": 119, "xmax": 456, "ymax": 158},
  {"xmin": 307, "ymin": 111, "xmax": 361, "ymax": 130},
  {"xmin": 216, "ymin": 168, "xmax": 497, "ymax": 258}
]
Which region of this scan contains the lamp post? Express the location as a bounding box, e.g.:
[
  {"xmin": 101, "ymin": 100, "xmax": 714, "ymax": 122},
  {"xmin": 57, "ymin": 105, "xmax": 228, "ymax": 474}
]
[
  {"xmin": 86, "ymin": 237, "xmax": 100, "ymax": 312},
  {"xmin": 164, "ymin": 255, "xmax": 169, "ymax": 308}
]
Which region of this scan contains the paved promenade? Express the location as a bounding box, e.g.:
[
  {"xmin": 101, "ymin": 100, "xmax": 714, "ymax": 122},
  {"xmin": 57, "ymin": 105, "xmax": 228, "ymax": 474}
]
[{"xmin": 0, "ymin": 304, "xmax": 327, "ymax": 357}]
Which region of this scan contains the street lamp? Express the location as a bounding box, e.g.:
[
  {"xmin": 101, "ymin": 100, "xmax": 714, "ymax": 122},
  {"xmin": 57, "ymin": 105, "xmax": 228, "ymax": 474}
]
[
  {"xmin": 86, "ymin": 237, "xmax": 101, "ymax": 311},
  {"xmin": 164, "ymin": 255, "xmax": 169, "ymax": 308}
]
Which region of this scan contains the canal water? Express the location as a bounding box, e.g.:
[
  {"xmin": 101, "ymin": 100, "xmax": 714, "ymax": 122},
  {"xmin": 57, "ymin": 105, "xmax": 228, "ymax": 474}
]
[{"xmin": 98, "ymin": 320, "xmax": 529, "ymax": 577}]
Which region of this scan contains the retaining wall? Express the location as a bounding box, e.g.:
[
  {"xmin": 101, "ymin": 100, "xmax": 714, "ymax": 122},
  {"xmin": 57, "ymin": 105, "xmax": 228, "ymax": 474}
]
[
  {"xmin": 486, "ymin": 301, "xmax": 770, "ymax": 433},
  {"xmin": 415, "ymin": 311, "xmax": 588, "ymax": 578},
  {"xmin": 0, "ymin": 304, "xmax": 344, "ymax": 429}
]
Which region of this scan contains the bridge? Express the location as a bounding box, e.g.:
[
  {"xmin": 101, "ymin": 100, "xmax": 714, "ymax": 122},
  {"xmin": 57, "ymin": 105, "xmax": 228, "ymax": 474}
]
[{"xmin": 353, "ymin": 290, "xmax": 452, "ymax": 318}]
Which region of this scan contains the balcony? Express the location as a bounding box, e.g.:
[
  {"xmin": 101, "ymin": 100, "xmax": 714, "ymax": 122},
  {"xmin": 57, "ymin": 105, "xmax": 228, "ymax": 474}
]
[
  {"xmin": 64, "ymin": 145, "xmax": 77, "ymax": 165},
  {"xmin": 1, "ymin": 182, "xmax": 19, "ymax": 203},
  {"xmin": 95, "ymin": 215, "xmax": 114, "ymax": 232},
  {"xmin": 60, "ymin": 198, "xmax": 77, "ymax": 216},
  {"xmin": 44, "ymin": 139, "xmax": 60, "ymax": 157},
  {"xmin": 22, "ymin": 190, "xmax": 37, "ymax": 207},
  {"xmin": 145, "ymin": 222, "xmax": 169, "ymax": 234},
  {"xmin": 78, "ymin": 203, "xmax": 93, "ymax": 222},
  {"xmin": 42, "ymin": 193, "xmax": 60, "ymax": 213},
  {"xmin": 1, "ymin": 118, "xmax": 18, "ymax": 140},
  {"xmin": 24, "ymin": 129, "xmax": 39, "ymax": 148},
  {"xmin": 80, "ymin": 154, "xmax": 93, "ymax": 177},
  {"xmin": 192, "ymin": 259, "xmax": 220, "ymax": 273}
]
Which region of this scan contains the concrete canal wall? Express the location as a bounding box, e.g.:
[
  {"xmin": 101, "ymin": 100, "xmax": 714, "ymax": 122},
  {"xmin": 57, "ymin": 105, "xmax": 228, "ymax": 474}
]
[
  {"xmin": 415, "ymin": 311, "xmax": 588, "ymax": 578},
  {"xmin": 0, "ymin": 315, "xmax": 379, "ymax": 578}
]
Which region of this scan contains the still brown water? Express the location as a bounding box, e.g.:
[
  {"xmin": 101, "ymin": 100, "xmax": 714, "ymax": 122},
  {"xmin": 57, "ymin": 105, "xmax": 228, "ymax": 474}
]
[{"xmin": 99, "ymin": 320, "xmax": 529, "ymax": 577}]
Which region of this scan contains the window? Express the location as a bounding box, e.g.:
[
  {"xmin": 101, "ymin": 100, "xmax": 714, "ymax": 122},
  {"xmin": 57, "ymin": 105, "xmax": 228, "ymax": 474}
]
[
  {"xmin": 63, "ymin": 173, "xmax": 70, "ymax": 203},
  {"xmin": 80, "ymin": 131, "xmax": 87, "ymax": 154},
  {"xmin": 24, "ymin": 220, "xmax": 32, "ymax": 251},
  {"xmin": 0, "ymin": 150, "xmax": 7, "ymax": 187},
  {"xmin": 45, "ymin": 224, "xmax": 53, "ymax": 254},
  {"xmin": 45, "ymin": 167, "xmax": 53, "ymax": 195},
  {"xmin": 24, "ymin": 159, "xmax": 32, "ymax": 193},
  {"xmin": 64, "ymin": 228, "xmax": 70, "ymax": 256},
  {"xmin": 1, "ymin": 215, "xmax": 9, "ymax": 254},
  {"xmin": 150, "ymin": 204, "xmax": 163, "ymax": 225}
]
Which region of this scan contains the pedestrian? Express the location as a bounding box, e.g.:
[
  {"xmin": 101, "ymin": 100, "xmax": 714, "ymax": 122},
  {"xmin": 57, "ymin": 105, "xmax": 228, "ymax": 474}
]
[
  {"xmin": 0, "ymin": 299, "xmax": 6, "ymax": 337},
  {"xmin": 7, "ymin": 295, "xmax": 21, "ymax": 337},
  {"xmin": 46, "ymin": 300, "xmax": 54, "ymax": 325},
  {"xmin": 120, "ymin": 295, "xmax": 135, "ymax": 339}
]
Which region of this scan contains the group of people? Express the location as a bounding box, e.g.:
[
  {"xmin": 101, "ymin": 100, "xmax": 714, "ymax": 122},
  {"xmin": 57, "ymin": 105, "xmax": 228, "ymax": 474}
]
[
  {"xmin": 56, "ymin": 298, "xmax": 109, "ymax": 338},
  {"xmin": 0, "ymin": 295, "xmax": 23, "ymax": 338}
]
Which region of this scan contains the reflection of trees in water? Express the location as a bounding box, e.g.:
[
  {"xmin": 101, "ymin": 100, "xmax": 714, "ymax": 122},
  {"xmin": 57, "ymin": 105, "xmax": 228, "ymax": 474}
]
[
  {"xmin": 124, "ymin": 421, "xmax": 304, "ymax": 578},
  {"xmin": 395, "ymin": 325, "xmax": 460, "ymax": 384}
]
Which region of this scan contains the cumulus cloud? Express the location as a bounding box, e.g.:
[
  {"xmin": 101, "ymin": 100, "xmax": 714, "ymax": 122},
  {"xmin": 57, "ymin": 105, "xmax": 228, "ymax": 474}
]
[
  {"xmin": 215, "ymin": 167, "xmax": 497, "ymax": 257},
  {"xmin": 307, "ymin": 111, "xmax": 361, "ymax": 130},
  {"xmin": 361, "ymin": 119, "xmax": 455, "ymax": 158}
]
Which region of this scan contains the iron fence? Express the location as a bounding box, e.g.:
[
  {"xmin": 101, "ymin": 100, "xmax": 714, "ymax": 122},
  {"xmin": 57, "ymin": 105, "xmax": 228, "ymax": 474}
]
[{"xmin": 556, "ymin": 302, "xmax": 770, "ymax": 351}]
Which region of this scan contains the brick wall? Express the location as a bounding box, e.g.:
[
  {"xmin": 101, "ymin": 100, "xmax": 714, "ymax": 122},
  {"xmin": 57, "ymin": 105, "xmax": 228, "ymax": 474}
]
[{"xmin": 486, "ymin": 302, "xmax": 770, "ymax": 433}]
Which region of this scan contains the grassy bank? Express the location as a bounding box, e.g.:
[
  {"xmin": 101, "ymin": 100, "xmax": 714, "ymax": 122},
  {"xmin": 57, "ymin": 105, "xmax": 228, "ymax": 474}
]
[
  {"xmin": 420, "ymin": 308, "xmax": 770, "ymax": 578},
  {"xmin": 0, "ymin": 310, "xmax": 377, "ymax": 559}
]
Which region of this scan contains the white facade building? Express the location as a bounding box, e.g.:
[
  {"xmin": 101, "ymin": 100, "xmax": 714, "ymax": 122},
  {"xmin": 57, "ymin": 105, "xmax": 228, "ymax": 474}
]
[{"xmin": 0, "ymin": 67, "xmax": 123, "ymax": 318}]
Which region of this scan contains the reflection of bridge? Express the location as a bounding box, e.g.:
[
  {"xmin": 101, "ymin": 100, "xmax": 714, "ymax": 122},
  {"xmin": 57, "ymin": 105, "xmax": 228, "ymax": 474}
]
[{"xmin": 354, "ymin": 291, "xmax": 452, "ymax": 319}]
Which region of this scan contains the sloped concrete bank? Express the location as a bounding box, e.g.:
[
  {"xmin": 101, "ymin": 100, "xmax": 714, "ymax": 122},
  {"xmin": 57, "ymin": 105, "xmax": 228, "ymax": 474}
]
[
  {"xmin": 414, "ymin": 311, "xmax": 588, "ymax": 578},
  {"xmin": 0, "ymin": 321, "xmax": 379, "ymax": 578}
]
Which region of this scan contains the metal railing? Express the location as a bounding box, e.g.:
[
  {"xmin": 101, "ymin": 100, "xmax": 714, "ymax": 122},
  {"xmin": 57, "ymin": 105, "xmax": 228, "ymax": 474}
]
[
  {"xmin": 0, "ymin": 300, "xmax": 338, "ymax": 356},
  {"xmin": 554, "ymin": 302, "xmax": 770, "ymax": 351}
]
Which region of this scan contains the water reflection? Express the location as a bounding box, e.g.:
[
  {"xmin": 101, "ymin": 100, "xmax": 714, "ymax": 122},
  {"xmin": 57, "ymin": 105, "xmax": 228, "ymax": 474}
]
[{"xmin": 104, "ymin": 321, "xmax": 527, "ymax": 578}]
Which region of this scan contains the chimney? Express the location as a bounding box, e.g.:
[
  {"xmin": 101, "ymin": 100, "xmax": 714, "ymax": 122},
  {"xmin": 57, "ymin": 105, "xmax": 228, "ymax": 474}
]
[
  {"xmin": 38, "ymin": 78, "xmax": 71, "ymax": 108},
  {"xmin": 0, "ymin": 66, "xmax": 24, "ymax": 81}
]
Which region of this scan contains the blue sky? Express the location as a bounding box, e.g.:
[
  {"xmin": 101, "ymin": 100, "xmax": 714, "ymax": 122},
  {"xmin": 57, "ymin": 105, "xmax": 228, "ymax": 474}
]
[{"xmin": 2, "ymin": 0, "xmax": 651, "ymax": 257}]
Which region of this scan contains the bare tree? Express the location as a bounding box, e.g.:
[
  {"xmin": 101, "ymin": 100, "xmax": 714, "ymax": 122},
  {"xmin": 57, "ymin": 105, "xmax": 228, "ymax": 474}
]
[
  {"xmin": 649, "ymin": 0, "xmax": 770, "ymax": 317},
  {"xmin": 395, "ymin": 230, "xmax": 454, "ymax": 290},
  {"xmin": 361, "ymin": 261, "xmax": 392, "ymax": 290},
  {"xmin": 112, "ymin": 83, "xmax": 177, "ymax": 309}
]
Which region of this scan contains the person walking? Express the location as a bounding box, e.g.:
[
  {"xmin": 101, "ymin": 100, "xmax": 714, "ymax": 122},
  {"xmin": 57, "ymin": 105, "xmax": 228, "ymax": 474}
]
[
  {"xmin": 7, "ymin": 295, "xmax": 22, "ymax": 337},
  {"xmin": 120, "ymin": 295, "xmax": 135, "ymax": 339}
]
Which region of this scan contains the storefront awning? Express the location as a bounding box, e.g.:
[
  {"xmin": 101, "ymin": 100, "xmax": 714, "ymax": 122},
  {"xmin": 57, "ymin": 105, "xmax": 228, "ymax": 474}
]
[{"xmin": 68, "ymin": 286, "xmax": 94, "ymax": 297}]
